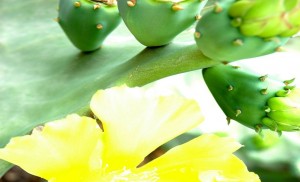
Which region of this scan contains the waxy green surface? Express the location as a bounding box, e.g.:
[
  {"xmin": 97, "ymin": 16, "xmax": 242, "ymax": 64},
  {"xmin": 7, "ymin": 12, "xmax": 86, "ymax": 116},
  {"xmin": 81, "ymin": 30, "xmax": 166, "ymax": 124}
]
[
  {"xmin": 0, "ymin": 0, "xmax": 218, "ymax": 176},
  {"xmin": 195, "ymin": 0, "xmax": 289, "ymax": 62},
  {"xmin": 58, "ymin": 0, "xmax": 121, "ymax": 51},
  {"xmin": 203, "ymin": 64, "xmax": 285, "ymax": 130},
  {"xmin": 118, "ymin": 0, "xmax": 208, "ymax": 46}
]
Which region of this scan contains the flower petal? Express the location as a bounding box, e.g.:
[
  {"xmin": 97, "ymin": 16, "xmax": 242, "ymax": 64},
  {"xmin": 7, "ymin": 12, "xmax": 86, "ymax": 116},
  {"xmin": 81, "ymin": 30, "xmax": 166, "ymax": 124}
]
[
  {"xmin": 0, "ymin": 114, "xmax": 103, "ymax": 182},
  {"xmin": 140, "ymin": 134, "xmax": 260, "ymax": 182},
  {"xmin": 90, "ymin": 86, "xmax": 204, "ymax": 171}
]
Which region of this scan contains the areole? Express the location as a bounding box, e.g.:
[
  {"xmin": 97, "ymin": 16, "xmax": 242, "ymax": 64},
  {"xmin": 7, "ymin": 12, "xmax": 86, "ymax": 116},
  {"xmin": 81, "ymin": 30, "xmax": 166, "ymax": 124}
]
[{"xmin": 90, "ymin": 0, "xmax": 117, "ymax": 6}]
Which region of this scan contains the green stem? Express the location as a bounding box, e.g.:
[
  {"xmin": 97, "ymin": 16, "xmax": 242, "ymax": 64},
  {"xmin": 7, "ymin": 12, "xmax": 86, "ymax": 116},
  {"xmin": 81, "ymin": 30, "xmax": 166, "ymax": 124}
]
[
  {"xmin": 76, "ymin": 42, "xmax": 220, "ymax": 117},
  {"xmin": 112, "ymin": 42, "xmax": 220, "ymax": 86}
]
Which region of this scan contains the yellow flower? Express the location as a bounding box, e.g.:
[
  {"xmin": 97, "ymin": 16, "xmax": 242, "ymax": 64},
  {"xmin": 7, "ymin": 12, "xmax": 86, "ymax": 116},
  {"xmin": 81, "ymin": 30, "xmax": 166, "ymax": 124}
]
[{"xmin": 0, "ymin": 86, "xmax": 260, "ymax": 182}]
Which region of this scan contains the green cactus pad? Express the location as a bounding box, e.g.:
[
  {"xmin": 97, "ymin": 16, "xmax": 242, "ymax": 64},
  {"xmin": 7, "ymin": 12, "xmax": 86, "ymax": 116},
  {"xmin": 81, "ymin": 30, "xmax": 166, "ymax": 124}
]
[
  {"xmin": 194, "ymin": 0, "xmax": 289, "ymax": 62},
  {"xmin": 202, "ymin": 63, "xmax": 298, "ymax": 133},
  {"xmin": 118, "ymin": 0, "xmax": 207, "ymax": 47},
  {"xmin": 58, "ymin": 0, "xmax": 121, "ymax": 52}
]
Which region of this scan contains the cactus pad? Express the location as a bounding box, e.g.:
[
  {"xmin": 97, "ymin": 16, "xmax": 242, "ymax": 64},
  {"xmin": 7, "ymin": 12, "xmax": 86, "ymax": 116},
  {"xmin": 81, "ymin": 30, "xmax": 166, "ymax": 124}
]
[
  {"xmin": 203, "ymin": 63, "xmax": 300, "ymax": 133},
  {"xmin": 194, "ymin": 0, "xmax": 290, "ymax": 62},
  {"xmin": 118, "ymin": 0, "xmax": 208, "ymax": 47},
  {"xmin": 58, "ymin": 0, "xmax": 121, "ymax": 52}
]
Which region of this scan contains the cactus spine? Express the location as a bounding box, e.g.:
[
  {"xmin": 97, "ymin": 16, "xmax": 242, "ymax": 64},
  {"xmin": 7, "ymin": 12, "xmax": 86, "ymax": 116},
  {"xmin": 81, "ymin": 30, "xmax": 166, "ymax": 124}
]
[
  {"xmin": 194, "ymin": 0, "xmax": 296, "ymax": 62},
  {"xmin": 118, "ymin": 0, "xmax": 208, "ymax": 47},
  {"xmin": 202, "ymin": 64, "xmax": 300, "ymax": 133},
  {"xmin": 58, "ymin": 0, "xmax": 121, "ymax": 52}
]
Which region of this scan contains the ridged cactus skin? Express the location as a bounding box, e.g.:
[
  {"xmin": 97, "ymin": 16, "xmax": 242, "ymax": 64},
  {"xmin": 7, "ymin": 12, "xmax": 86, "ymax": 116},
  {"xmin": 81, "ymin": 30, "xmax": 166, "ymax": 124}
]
[
  {"xmin": 202, "ymin": 64, "xmax": 300, "ymax": 133},
  {"xmin": 118, "ymin": 0, "xmax": 208, "ymax": 47},
  {"xmin": 58, "ymin": 0, "xmax": 121, "ymax": 52},
  {"xmin": 194, "ymin": 0, "xmax": 290, "ymax": 62}
]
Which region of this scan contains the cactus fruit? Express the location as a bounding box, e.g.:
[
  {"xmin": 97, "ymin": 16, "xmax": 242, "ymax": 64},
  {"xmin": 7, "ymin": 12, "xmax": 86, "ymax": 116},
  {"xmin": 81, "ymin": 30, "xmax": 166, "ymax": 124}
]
[
  {"xmin": 202, "ymin": 64, "xmax": 300, "ymax": 133},
  {"xmin": 58, "ymin": 0, "xmax": 121, "ymax": 52},
  {"xmin": 118, "ymin": 0, "xmax": 208, "ymax": 47},
  {"xmin": 194, "ymin": 0, "xmax": 295, "ymax": 62}
]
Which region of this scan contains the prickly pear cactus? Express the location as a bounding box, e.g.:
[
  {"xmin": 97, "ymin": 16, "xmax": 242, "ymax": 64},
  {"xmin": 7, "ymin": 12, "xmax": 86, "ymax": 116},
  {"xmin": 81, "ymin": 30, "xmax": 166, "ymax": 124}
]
[
  {"xmin": 194, "ymin": 0, "xmax": 297, "ymax": 62},
  {"xmin": 202, "ymin": 64, "xmax": 300, "ymax": 133},
  {"xmin": 118, "ymin": 0, "xmax": 208, "ymax": 47},
  {"xmin": 58, "ymin": 0, "xmax": 121, "ymax": 52}
]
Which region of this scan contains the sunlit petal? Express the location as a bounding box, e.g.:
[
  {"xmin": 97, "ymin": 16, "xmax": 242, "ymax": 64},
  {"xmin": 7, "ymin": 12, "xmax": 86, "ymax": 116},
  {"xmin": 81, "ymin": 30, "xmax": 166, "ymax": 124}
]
[
  {"xmin": 90, "ymin": 86, "xmax": 204, "ymax": 171},
  {"xmin": 139, "ymin": 134, "xmax": 260, "ymax": 182},
  {"xmin": 0, "ymin": 114, "xmax": 103, "ymax": 182}
]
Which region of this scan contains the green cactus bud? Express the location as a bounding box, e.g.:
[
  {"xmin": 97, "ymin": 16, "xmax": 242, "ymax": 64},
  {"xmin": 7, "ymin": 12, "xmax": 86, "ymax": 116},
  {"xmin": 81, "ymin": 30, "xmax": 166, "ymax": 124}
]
[
  {"xmin": 228, "ymin": 1, "xmax": 254, "ymax": 17},
  {"xmin": 229, "ymin": 0, "xmax": 300, "ymax": 38},
  {"xmin": 118, "ymin": 0, "xmax": 208, "ymax": 47},
  {"xmin": 202, "ymin": 64, "xmax": 300, "ymax": 133},
  {"xmin": 243, "ymin": 130, "xmax": 280, "ymax": 151},
  {"xmin": 263, "ymin": 88, "xmax": 300, "ymax": 131},
  {"xmin": 194, "ymin": 0, "xmax": 289, "ymax": 62},
  {"xmin": 58, "ymin": 0, "xmax": 121, "ymax": 52}
]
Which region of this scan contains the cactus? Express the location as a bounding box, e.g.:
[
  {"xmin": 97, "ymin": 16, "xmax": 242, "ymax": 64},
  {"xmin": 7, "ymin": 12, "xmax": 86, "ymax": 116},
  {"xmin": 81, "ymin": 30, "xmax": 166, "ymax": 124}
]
[
  {"xmin": 1, "ymin": 0, "xmax": 300, "ymax": 178},
  {"xmin": 194, "ymin": 0, "xmax": 298, "ymax": 62},
  {"xmin": 202, "ymin": 63, "xmax": 300, "ymax": 133},
  {"xmin": 58, "ymin": 0, "xmax": 121, "ymax": 52},
  {"xmin": 118, "ymin": 0, "xmax": 208, "ymax": 47}
]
